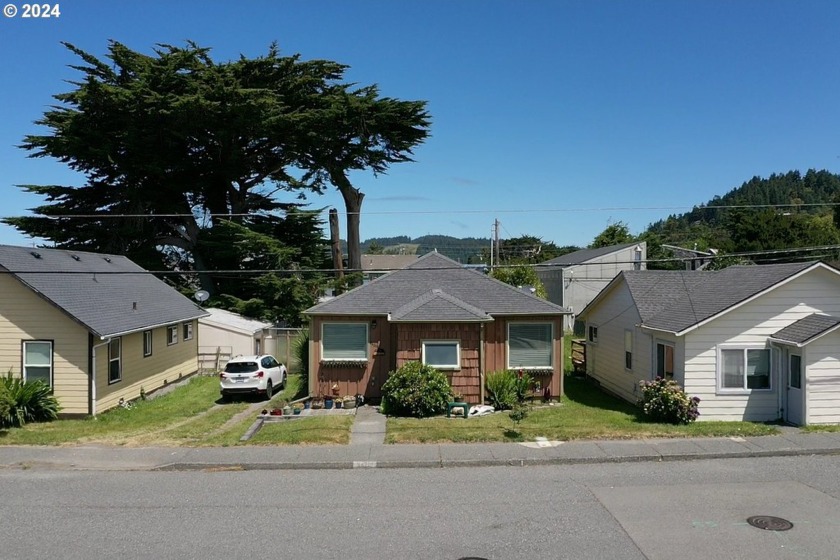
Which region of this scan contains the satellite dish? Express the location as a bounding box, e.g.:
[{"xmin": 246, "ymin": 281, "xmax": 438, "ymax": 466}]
[{"xmin": 194, "ymin": 290, "xmax": 210, "ymax": 303}]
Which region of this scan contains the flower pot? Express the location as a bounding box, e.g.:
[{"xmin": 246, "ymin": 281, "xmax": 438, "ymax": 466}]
[
  {"xmin": 293, "ymin": 408, "xmax": 302, "ymax": 415},
  {"xmin": 335, "ymin": 400, "xmax": 343, "ymax": 409},
  {"xmin": 283, "ymin": 406, "xmax": 292, "ymax": 416},
  {"xmin": 304, "ymin": 401, "xmax": 311, "ymax": 409},
  {"xmin": 324, "ymin": 399, "xmax": 334, "ymax": 409},
  {"xmin": 342, "ymin": 399, "xmax": 356, "ymax": 409}
]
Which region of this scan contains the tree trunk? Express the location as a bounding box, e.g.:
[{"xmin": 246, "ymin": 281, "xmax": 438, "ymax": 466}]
[{"xmin": 331, "ymin": 171, "xmax": 364, "ymax": 274}]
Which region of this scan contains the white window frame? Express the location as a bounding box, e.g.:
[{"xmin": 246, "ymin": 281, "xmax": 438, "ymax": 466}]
[
  {"xmin": 507, "ymin": 322, "xmax": 554, "ymax": 370},
  {"xmin": 108, "ymin": 337, "xmax": 122, "ymax": 384},
  {"xmin": 421, "ymin": 340, "xmax": 461, "ymax": 370},
  {"xmin": 23, "ymin": 340, "xmax": 53, "ymax": 388},
  {"xmin": 167, "ymin": 325, "xmax": 178, "ymax": 346},
  {"xmin": 182, "ymin": 321, "xmax": 193, "ymax": 341},
  {"xmin": 624, "ymin": 329, "xmax": 633, "ymax": 371},
  {"xmin": 716, "ymin": 344, "xmax": 773, "ymax": 394},
  {"xmin": 143, "ymin": 330, "xmax": 153, "ymax": 358},
  {"xmin": 588, "ymin": 325, "xmax": 598, "ymax": 344},
  {"xmin": 321, "ymin": 322, "xmax": 368, "ymax": 362}
]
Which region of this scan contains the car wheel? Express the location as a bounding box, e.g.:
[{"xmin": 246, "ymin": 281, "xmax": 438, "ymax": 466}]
[
  {"xmin": 280, "ymin": 372, "xmax": 286, "ymax": 390},
  {"xmin": 264, "ymin": 380, "xmax": 273, "ymax": 400},
  {"xmin": 220, "ymin": 393, "xmax": 230, "ymax": 403}
]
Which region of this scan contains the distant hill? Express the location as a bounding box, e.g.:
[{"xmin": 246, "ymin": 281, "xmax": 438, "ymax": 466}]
[{"xmin": 359, "ymin": 235, "xmax": 489, "ymax": 263}]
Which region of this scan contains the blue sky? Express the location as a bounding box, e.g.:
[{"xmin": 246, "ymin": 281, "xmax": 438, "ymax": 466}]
[{"xmin": 3, "ymin": 0, "xmax": 840, "ymax": 251}]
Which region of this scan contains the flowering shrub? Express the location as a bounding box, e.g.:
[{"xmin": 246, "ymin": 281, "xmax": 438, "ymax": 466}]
[
  {"xmin": 637, "ymin": 377, "xmax": 700, "ymax": 424},
  {"xmin": 381, "ymin": 362, "xmax": 451, "ymax": 418}
]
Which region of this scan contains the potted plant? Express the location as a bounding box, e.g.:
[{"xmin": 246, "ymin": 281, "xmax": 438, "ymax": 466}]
[
  {"xmin": 292, "ymin": 404, "xmax": 303, "ymax": 415},
  {"xmin": 452, "ymin": 391, "xmax": 464, "ymax": 403},
  {"xmin": 335, "ymin": 398, "xmax": 343, "ymax": 409},
  {"xmin": 311, "ymin": 396, "xmax": 324, "ymax": 409},
  {"xmin": 342, "ymin": 395, "xmax": 357, "ymax": 409},
  {"xmin": 282, "ymin": 402, "xmax": 292, "ymax": 416},
  {"xmin": 324, "ymin": 396, "xmax": 334, "ymax": 409}
]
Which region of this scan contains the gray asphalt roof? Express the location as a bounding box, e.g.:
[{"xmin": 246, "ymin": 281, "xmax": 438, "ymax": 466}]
[
  {"xmin": 770, "ymin": 314, "xmax": 840, "ymax": 346},
  {"xmin": 540, "ymin": 242, "xmax": 639, "ymax": 267},
  {"xmin": 0, "ymin": 245, "xmax": 209, "ymax": 338},
  {"xmin": 390, "ymin": 290, "xmax": 492, "ymax": 322},
  {"xmin": 623, "ymin": 261, "xmax": 819, "ymax": 334},
  {"xmin": 305, "ymin": 252, "xmax": 570, "ymax": 319}
]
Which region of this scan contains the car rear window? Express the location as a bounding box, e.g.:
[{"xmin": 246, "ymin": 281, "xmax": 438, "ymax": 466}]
[{"xmin": 224, "ymin": 362, "xmax": 259, "ymax": 373}]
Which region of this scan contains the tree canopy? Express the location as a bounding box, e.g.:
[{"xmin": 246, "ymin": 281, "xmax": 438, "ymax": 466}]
[{"xmin": 6, "ymin": 40, "xmax": 430, "ymax": 323}]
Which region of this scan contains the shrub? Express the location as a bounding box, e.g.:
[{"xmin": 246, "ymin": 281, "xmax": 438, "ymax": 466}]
[
  {"xmin": 508, "ymin": 403, "xmax": 529, "ymax": 428},
  {"xmin": 485, "ymin": 370, "xmax": 517, "ymax": 410},
  {"xmin": 637, "ymin": 377, "xmax": 700, "ymax": 424},
  {"xmin": 381, "ymin": 362, "xmax": 452, "ymax": 418},
  {"xmin": 293, "ymin": 329, "xmax": 310, "ymax": 375},
  {"xmin": 0, "ymin": 384, "xmax": 13, "ymax": 425},
  {"xmin": 0, "ymin": 373, "xmax": 61, "ymax": 428},
  {"xmin": 486, "ymin": 370, "xmax": 534, "ymax": 410}
]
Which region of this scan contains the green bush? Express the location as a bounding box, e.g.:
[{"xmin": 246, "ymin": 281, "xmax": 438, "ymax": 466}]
[
  {"xmin": 381, "ymin": 362, "xmax": 452, "ymax": 418},
  {"xmin": 0, "ymin": 374, "xmax": 61, "ymax": 428},
  {"xmin": 637, "ymin": 377, "xmax": 700, "ymax": 425},
  {"xmin": 0, "ymin": 384, "xmax": 13, "ymax": 425},
  {"xmin": 293, "ymin": 328, "xmax": 310, "ymax": 375},
  {"xmin": 485, "ymin": 370, "xmax": 517, "ymax": 410},
  {"xmin": 486, "ymin": 370, "xmax": 534, "ymax": 410}
]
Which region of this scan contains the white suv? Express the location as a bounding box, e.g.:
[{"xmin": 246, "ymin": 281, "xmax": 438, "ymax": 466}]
[{"xmin": 219, "ymin": 355, "xmax": 287, "ymax": 401}]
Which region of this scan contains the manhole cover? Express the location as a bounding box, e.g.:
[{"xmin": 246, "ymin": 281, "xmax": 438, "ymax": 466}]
[{"xmin": 746, "ymin": 516, "xmax": 794, "ymax": 531}]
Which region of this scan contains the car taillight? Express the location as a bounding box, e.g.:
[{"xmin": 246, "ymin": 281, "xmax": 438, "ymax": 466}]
[
  {"xmin": 219, "ymin": 373, "xmax": 226, "ymax": 379},
  {"xmin": 256, "ymin": 370, "xmax": 264, "ymax": 378}
]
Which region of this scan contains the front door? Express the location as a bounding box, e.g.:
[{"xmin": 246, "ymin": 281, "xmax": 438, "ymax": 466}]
[{"xmin": 786, "ymin": 353, "xmax": 803, "ymax": 425}]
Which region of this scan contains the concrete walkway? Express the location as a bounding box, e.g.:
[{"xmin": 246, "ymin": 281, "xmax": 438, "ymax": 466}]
[
  {"xmin": 349, "ymin": 405, "xmax": 386, "ymax": 446},
  {"xmin": 2, "ymin": 429, "xmax": 840, "ymax": 472}
]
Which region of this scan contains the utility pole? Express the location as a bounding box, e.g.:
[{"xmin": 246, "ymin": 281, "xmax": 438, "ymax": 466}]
[
  {"xmin": 329, "ymin": 208, "xmax": 345, "ymax": 294},
  {"xmin": 493, "ymin": 218, "xmax": 500, "ymax": 268}
]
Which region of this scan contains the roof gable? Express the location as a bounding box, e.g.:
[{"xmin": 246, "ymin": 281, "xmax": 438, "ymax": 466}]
[
  {"xmin": 0, "ymin": 245, "xmax": 208, "ymax": 338},
  {"xmin": 305, "ymin": 251, "xmax": 569, "ymax": 318},
  {"xmin": 390, "ymin": 290, "xmax": 492, "ymax": 322},
  {"xmin": 200, "ymin": 308, "xmax": 272, "ymax": 334}
]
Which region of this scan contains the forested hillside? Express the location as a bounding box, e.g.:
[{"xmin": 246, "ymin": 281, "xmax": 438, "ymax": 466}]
[{"xmin": 642, "ymin": 169, "xmax": 840, "ymax": 266}]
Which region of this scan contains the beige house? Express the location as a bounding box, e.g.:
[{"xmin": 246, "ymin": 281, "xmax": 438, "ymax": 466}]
[
  {"xmin": 198, "ymin": 308, "xmax": 273, "ymax": 370},
  {"xmin": 0, "ymin": 245, "xmax": 208, "ymax": 416}
]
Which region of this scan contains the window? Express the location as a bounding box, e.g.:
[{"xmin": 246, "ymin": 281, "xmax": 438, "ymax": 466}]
[
  {"xmin": 588, "ymin": 325, "xmax": 598, "ymax": 343},
  {"xmin": 624, "ymin": 330, "xmax": 633, "ymax": 370},
  {"xmin": 508, "ymin": 323, "xmax": 553, "ymax": 369},
  {"xmin": 422, "ymin": 341, "xmax": 460, "ymax": 369},
  {"xmin": 656, "ymin": 342, "xmax": 674, "ymax": 380},
  {"xmin": 182, "ymin": 322, "xmax": 193, "ymax": 341},
  {"xmin": 143, "ymin": 330, "xmax": 153, "ymax": 357},
  {"xmin": 322, "ymin": 323, "xmax": 368, "ymax": 361},
  {"xmin": 108, "ymin": 338, "xmax": 122, "ymax": 383},
  {"xmin": 167, "ymin": 325, "xmax": 178, "ymax": 345},
  {"xmin": 789, "ymin": 354, "xmax": 802, "ymax": 389},
  {"xmin": 719, "ymin": 346, "xmax": 771, "ymax": 391},
  {"xmin": 23, "ymin": 340, "xmax": 53, "ymax": 388}
]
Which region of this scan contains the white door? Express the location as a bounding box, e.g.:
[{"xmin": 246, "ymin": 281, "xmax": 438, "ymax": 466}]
[{"xmin": 786, "ymin": 353, "xmax": 803, "ymax": 425}]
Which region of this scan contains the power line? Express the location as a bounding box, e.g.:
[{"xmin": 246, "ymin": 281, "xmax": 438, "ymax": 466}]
[{"xmin": 3, "ymin": 201, "xmax": 840, "ymax": 220}]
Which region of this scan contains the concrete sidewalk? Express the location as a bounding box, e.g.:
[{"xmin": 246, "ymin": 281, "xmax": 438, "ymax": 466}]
[{"xmin": 2, "ymin": 429, "xmax": 840, "ymax": 472}]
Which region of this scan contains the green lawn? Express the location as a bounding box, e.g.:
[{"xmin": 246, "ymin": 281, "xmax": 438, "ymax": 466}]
[
  {"xmin": 1, "ymin": 367, "xmax": 782, "ymax": 446},
  {"xmin": 0, "ymin": 373, "xmax": 353, "ymax": 446},
  {"xmin": 385, "ymin": 374, "xmax": 780, "ymax": 444}
]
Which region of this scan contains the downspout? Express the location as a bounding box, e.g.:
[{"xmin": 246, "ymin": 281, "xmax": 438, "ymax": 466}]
[
  {"xmin": 90, "ymin": 337, "xmax": 112, "ymax": 417},
  {"xmin": 479, "ymin": 323, "xmax": 485, "ymax": 405}
]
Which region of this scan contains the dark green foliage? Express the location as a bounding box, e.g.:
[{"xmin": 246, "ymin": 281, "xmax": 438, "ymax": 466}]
[
  {"xmin": 0, "ymin": 374, "xmax": 61, "ymax": 428},
  {"xmin": 508, "ymin": 403, "xmax": 528, "ymax": 428},
  {"xmin": 489, "ymin": 266, "xmax": 547, "ymax": 298},
  {"xmin": 591, "ymin": 221, "xmax": 635, "ymax": 248},
  {"xmin": 485, "ymin": 370, "xmax": 534, "ymax": 410},
  {"xmin": 637, "ymin": 377, "xmax": 700, "ymax": 425},
  {"xmin": 293, "ymin": 329, "xmax": 310, "ymax": 376},
  {"xmin": 0, "ymin": 383, "xmax": 13, "ymax": 425},
  {"xmin": 381, "ymin": 362, "xmax": 452, "ymax": 418}
]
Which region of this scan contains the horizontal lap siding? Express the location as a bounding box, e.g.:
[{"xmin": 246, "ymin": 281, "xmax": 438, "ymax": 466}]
[
  {"xmin": 805, "ymin": 331, "xmax": 840, "ymax": 424},
  {"xmin": 684, "ymin": 267, "xmax": 840, "ymax": 422},
  {"xmin": 0, "ymin": 275, "xmax": 90, "ymax": 414},
  {"xmin": 585, "ymin": 283, "xmax": 644, "ymax": 404},
  {"xmin": 96, "ymin": 322, "xmax": 199, "ymax": 413}
]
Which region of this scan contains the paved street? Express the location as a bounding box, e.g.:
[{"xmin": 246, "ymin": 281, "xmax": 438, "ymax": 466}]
[{"xmin": 2, "ymin": 455, "xmax": 840, "ymax": 560}]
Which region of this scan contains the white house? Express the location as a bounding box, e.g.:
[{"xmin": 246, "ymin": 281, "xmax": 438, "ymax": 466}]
[
  {"xmin": 577, "ymin": 261, "xmax": 840, "ymax": 426},
  {"xmin": 536, "ymin": 242, "xmax": 646, "ymax": 331}
]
